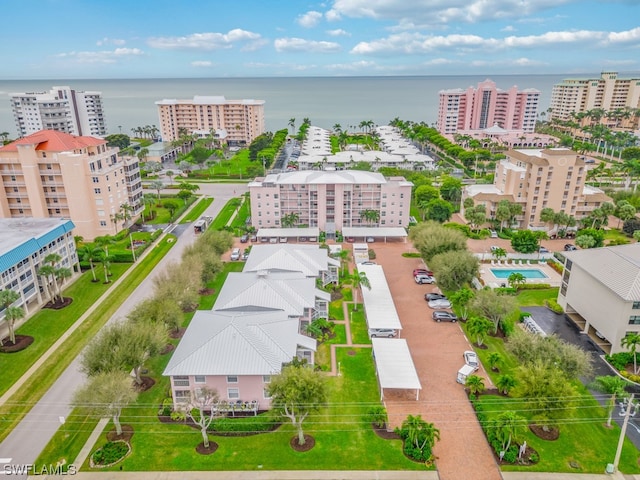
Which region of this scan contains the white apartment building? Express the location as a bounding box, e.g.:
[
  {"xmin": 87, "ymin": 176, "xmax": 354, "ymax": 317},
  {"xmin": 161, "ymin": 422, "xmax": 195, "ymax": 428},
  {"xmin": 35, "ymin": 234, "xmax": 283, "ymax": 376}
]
[
  {"xmin": 248, "ymin": 170, "xmax": 412, "ymax": 231},
  {"xmin": 10, "ymin": 86, "xmax": 107, "ymax": 138},
  {"xmin": 156, "ymin": 96, "xmax": 265, "ymax": 146},
  {"xmin": 0, "ymin": 218, "xmax": 78, "ymax": 334},
  {"xmin": 550, "ymin": 71, "xmax": 640, "ymax": 124},
  {"xmin": 0, "ymin": 130, "xmax": 143, "ymax": 240}
]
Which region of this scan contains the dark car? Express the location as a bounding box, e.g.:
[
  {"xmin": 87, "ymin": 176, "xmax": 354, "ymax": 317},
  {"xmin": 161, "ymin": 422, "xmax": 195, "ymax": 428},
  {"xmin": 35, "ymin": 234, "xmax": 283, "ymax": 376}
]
[
  {"xmin": 432, "ymin": 310, "xmax": 458, "ymax": 322},
  {"xmin": 564, "ymin": 244, "xmax": 577, "ymax": 251},
  {"xmin": 413, "ymin": 268, "xmax": 434, "ymax": 277},
  {"xmin": 240, "ymin": 234, "xmax": 248, "ymax": 243},
  {"xmin": 425, "ymin": 293, "xmax": 447, "ymax": 302}
]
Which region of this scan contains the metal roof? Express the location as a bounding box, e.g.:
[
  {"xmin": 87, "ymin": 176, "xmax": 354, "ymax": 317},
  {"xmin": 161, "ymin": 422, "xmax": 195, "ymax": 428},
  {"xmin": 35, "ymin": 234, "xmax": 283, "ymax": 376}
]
[
  {"xmin": 0, "ymin": 219, "xmax": 75, "ymax": 273},
  {"xmin": 243, "ymin": 244, "xmax": 337, "ymax": 276},
  {"xmin": 163, "ymin": 310, "xmax": 316, "ymax": 376},
  {"xmin": 342, "ymin": 227, "xmax": 408, "ymax": 238},
  {"xmin": 357, "ymin": 264, "xmax": 402, "ymax": 330},
  {"xmin": 371, "ymin": 338, "xmax": 422, "ymax": 391},
  {"xmin": 255, "ymin": 227, "xmax": 320, "ymax": 238},
  {"xmin": 564, "ymin": 244, "xmax": 640, "ymax": 301},
  {"xmin": 213, "ymin": 271, "xmax": 318, "ymax": 315}
]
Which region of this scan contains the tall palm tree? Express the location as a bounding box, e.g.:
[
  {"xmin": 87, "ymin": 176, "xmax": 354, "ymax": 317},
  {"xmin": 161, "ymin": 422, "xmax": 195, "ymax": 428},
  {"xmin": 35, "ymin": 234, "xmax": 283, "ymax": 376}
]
[
  {"xmin": 97, "ymin": 251, "xmax": 114, "ymax": 283},
  {"xmin": 591, "ymin": 376, "xmax": 629, "ymax": 427},
  {"xmin": 42, "ymin": 254, "xmax": 62, "ymax": 302},
  {"xmin": 621, "ymin": 333, "xmax": 640, "ymax": 374},
  {"xmin": 37, "ymin": 265, "xmax": 55, "ymax": 302},
  {"xmin": 0, "ymin": 289, "xmax": 22, "ymax": 345},
  {"xmin": 349, "ymin": 270, "xmax": 370, "ymax": 312},
  {"xmin": 150, "ymin": 180, "xmax": 165, "ymax": 205},
  {"xmin": 401, "ymin": 415, "xmax": 440, "ymax": 456},
  {"xmin": 288, "ymin": 118, "xmax": 296, "ymax": 135},
  {"xmin": 120, "ymin": 203, "xmax": 133, "ymax": 228},
  {"xmin": 495, "ymin": 411, "xmax": 527, "ymax": 452},
  {"xmin": 81, "ymin": 246, "xmax": 102, "ymax": 282}
]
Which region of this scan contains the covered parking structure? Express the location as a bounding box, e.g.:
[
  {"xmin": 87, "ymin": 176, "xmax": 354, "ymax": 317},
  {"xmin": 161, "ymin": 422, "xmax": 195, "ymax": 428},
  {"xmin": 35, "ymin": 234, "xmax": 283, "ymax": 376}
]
[
  {"xmin": 256, "ymin": 227, "xmax": 320, "ymax": 243},
  {"xmin": 371, "ymin": 338, "xmax": 422, "ymax": 401},
  {"xmin": 342, "ymin": 227, "xmax": 408, "ymax": 243},
  {"xmin": 357, "ymin": 264, "xmax": 402, "ymax": 334}
]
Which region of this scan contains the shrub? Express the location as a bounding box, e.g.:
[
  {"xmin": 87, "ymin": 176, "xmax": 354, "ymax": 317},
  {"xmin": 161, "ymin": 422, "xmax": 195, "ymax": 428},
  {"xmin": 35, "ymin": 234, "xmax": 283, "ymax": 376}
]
[
  {"xmin": 494, "ymin": 287, "xmax": 517, "ymax": 295},
  {"xmin": 158, "ymin": 398, "xmax": 173, "ymax": 416},
  {"xmin": 517, "ymin": 283, "xmax": 552, "ymax": 290},
  {"xmin": 619, "ymin": 370, "xmax": 640, "ymax": 383},
  {"xmin": 402, "ymin": 252, "xmax": 422, "ymax": 258},
  {"xmin": 623, "ymin": 218, "xmax": 640, "ymax": 236},
  {"xmin": 110, "ymin": 251, "xmax": 134, "ymax": 263},
  {"xmin": 366, "ymin": 406, "xmax": 388, "ymax": 428},
  {"xmin": 210, "ymin": 415, "xmax": 278, "ymax": 433},
  {"xmin": 368, "ymin": 249, "xmax": 376, "ymax": 260},
  {"xmin": 92, "ymin": 441, "xmax": 129, "ymax": 465},
  {"xmin": 544, "ymin": 298, "xmax": 564, "ymax": 314},
  {"xmin": 170, "ymin": 410, "xmax": 186, "ymax": 422},
  {"xmin": 547, "ymin": 261, "xmax": 564, "ymax": 275},
  {"xmin": 606, "ymin": 352, "xmax": 634, "ymax": 371},
  {"xmin": 502, "ymin": 446, "xmax": 519, "ymax": 464},
  {"xmin": 443, "ymin": 222, "xmax": 471, "ymax": 237}
]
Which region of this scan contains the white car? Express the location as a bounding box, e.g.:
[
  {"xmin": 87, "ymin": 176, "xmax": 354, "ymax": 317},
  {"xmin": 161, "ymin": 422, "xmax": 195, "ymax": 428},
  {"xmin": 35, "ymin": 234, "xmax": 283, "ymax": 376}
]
[
  {"xmin": 463, "ymin": 350, "xmax": 479, "ymax": 369},
  {"xmin": 428, "ymin": 298, "xmax": 451, "ymax": 309},
  {"xmin": 415, "ymin": 274, "xmax": 436, "ymax": 284}
]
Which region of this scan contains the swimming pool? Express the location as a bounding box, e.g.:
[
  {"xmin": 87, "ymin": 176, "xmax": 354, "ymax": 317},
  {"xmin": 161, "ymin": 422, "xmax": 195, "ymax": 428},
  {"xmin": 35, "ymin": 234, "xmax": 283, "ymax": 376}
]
[{"xmin": 490, "ymin": 268, "xmax": 548, "ymax": 279}]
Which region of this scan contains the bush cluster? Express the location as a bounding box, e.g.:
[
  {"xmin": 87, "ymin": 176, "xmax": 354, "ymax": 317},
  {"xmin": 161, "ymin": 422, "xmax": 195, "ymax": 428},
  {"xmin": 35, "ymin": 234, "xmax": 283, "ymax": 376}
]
[
  {"xmin": 517, "ymin": 283, "xmax": 552, "ymax": 290},
  {"xmin": 544, "ymin": 299, "xmax": 564, "ymax": 314},
  {"xmin": 210, "ymin": 415, "xmax": 278, "ymax": 433},
  {"xmin": 472, "ymin": 400, "xmax": 522, "ymax": 464},
  {"xmin": 546, "ymin": 261, "xmax": 564, "ymax": 275},
  {"xmin": 605, "ymin": 352, "xmax": 635, "ymax": 371},
  {"xmin": 92, "ymin": 441, "xmax": 129, "ymax": 465}
]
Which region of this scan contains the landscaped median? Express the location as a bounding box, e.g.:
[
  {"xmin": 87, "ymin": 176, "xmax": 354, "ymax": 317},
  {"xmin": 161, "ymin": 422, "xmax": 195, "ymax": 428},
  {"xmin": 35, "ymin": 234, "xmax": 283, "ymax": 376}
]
[{"xmin": 0, "ymin": 234, "xmax": 176, "ymax": 444}]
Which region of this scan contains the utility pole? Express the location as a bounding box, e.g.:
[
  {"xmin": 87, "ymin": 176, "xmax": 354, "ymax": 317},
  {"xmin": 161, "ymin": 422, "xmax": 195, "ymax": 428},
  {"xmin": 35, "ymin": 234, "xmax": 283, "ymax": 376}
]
[{"xmin": 613, "ymin": 393, "xmax": 635, "ymax": 472}]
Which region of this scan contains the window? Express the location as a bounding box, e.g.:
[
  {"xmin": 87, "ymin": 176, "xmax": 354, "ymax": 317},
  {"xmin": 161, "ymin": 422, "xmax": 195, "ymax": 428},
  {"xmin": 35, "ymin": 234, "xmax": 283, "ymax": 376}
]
[
  {"xmin": 263, "ymin": 388, "xmax": 272, "ymax": 399},
  {"xmin": 94, "ymin": 188, "xmax": 101, "ymax": 194},
  {"xmin": 633, "ymin": 301, "xmax": 640, "ymax": 310},
  {"xmin": 174, "ymin": 390, "xmax": 190, "ymax": 400},
  {"xmin": 629, "ymin": 316, "xmax": 640, "ymax": 325},
  {"xmin": 227, "ymin": 375, "xmax": 238, "ymax": 383},
  {"xmin": 194, "ymin": 375, "xmax": 206, "ymax": 384},
  {"xmin": 262, "ymin": 375, "xmax": 271, "ymax": 383},
  {"xmin": 173, "ymin": 376, "xmax": 189, "ymax": 386},
  {"xmin": 92, "ymin": 176, "xmax": 99, "ymax": 183},
  {"xmin": 228, "ymin": 388, "xmax": 240, "ymax": 399},
  {"xmin": 99, "ymin": 221, "xmax": 107, "ymax": 227}
]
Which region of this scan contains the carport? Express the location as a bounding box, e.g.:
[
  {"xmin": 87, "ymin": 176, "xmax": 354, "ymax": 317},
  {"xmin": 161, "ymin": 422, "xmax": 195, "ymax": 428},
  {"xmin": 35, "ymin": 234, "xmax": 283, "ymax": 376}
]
[
  {"xmin": 357, "ymin": 264, "xmax": 402, "ymax": 334},
  {"xmin": 342, "ymin": 227, "xmax": 408, "ymax": 243},
  {"xmin": 256, "ymin": 227, "xmax": 320, "ymax": 242},
  {"xmin": 371, "ymin": 338, "xmax": 422, "ymax": 401}
]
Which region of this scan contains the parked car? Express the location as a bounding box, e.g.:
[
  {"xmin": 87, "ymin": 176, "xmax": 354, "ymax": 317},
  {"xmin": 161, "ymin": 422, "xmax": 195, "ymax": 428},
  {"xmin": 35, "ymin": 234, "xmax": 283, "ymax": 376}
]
[
  {"xmin": 490, "ymin": 230, "xmax": 498, "ymax": 238},
  {"xmin": 490, "ymin": 245, "xmax": 500, "ymax": 252},
  {"xmin": 361, "ymin": 261, "xmax": 377, "ymax": 265},
  {"xmin": 415, "ymin": 274, "xmax": 436, "ymax": 284},
  {"xmin": 279, "ymin": 237, "xmax": 288, "ymax": 243},
  {"xmin": 230, "ymin": 248, "xmax": 241, "ymax": 261},
  {"xmin": 366, "ymin": 237, "xmax": 375, "ymax": 243},
  {"xmin": 240, "ymin": 234, "xmax": 248, "ymax": 243},
  {"xmin": 241, "ymin": 250, "xmax": 250, "ymax": 261},
  {"xmin": 368, "ymin": 328, "xmax": 397, "ymax": 338},
  {"xmin": 413, "ymin": 268, "xmax": 434, "ymax": 277},
  {"xmin": 428, "ymin": 298, "xmax": 452, "ymax": 309},
  {"xmin": 463, "ymin": 350, "xmax": 479, "ymax": 369},
  {"xmin": 250, "ymin": 235, "xmax": 258, "ymax": 242},
  {"xmin": 432, "ymin": 311, "xmax": 458, "ymax": 322},
  {"xmin": 564, "ymin": 244, "xmax": 577, "ymax": 251},
  {"xmin": 425, "ymin": 293, "xmax": 447, "ymax": 302},
  {"xmin": 539, "ymin": 246, "xmax": 549, "ymax": 253}
]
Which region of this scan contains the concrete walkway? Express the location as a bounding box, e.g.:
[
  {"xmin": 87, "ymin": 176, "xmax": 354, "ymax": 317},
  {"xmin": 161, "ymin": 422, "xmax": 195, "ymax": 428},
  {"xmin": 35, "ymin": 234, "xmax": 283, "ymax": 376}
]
[{"xmin": 73, "ymin": 418, "xmax": 109, "ymax": 467}]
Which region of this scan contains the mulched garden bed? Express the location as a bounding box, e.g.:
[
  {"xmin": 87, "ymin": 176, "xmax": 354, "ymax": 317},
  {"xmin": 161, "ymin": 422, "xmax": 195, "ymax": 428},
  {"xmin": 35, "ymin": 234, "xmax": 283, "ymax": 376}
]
[
  {"xmin": 160, "ymin": 343, "xmax": 175, "ymax": 355},
  {"xmin": 0, "ymin": 335, "xmax": 34, "ymax": 353},
  {"xmin": 169, "ymin": 327, "xmax": 186, "ymax": 339},
  {"xmin": 529, "ymin": 424, "xmax": 560, "ymax": 441},
  {"xmin": 106, "ymin": 424, "xmax": 134, "ymax": 443},
  {"xmin": 199, "ymin": 288, "xmax": 216, "ymax": 295},
  {"xmin": 289, "ymin": 434, "xmax": 315, "ymax": 452},
  {"xmin": 475, "ymin": 343, "xmax": 489, "ymax": 350},
  {"xmin": 347, "ymin": 350, "xmax": 357, "ymax": 356},
  {"xmin": 133, "ymin": 376, "xmax": 155, "ymax": 392},
  {"xmin": 330, "ymin": 290, "xmax": 343, "ymax": 301},
  {"xmin": 196, "ymin": 441, "xmax": 219, "ymax": 455},
  {"xmin": 493, "ymin": 444, "xmax": 540, "ymax": 466},
  {"xmin": 44, "ymin": 297, "xmax": 73, "ymax": 309},
  {"xmin": 372, "ymin": 423, "xmax": 401, "ymax": 440}
]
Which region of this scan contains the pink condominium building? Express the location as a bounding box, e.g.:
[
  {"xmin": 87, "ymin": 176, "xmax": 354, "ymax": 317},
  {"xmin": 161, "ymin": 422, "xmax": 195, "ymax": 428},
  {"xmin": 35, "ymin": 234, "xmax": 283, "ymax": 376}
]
[
  {"xmin": 156, "ymin": 95, "xmax": 265, "ymax": 145},
  {"xmin": 437, "ymin": 79, "xmax": 540, "ymax": 135},
  {"xmin": 0, "ymin": 130, "xmax": 143, "ymax": 240},
  {"xmin": 248, "ymin": 170, "xmax": 412, "ymax": 230}
]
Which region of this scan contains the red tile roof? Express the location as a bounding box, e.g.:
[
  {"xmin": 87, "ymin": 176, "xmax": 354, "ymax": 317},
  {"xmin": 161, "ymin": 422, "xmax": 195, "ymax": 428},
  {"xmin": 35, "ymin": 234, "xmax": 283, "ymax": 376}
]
[{"xmin": 0, "ymin": 130, "xmax": 106, "ymax": 152}]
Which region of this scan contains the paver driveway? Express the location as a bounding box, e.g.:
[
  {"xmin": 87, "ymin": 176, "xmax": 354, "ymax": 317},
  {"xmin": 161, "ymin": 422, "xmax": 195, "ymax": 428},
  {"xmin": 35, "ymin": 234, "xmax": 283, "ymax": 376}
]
[{"xmin": 369, "ymin": 241, "xmax": 502, "ymax": 480}]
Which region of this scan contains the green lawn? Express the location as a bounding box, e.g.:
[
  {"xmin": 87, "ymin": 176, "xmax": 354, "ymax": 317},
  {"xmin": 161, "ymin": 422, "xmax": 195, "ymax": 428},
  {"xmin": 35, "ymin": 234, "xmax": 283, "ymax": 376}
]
[
  {"xmin": 348, "ymin": 305, "xmax": 371, "ymax": 345},
  {"xmin": 515, "ymin": 288, "xmax": 559, "ymax": 307},
  {"xmin": 180, "ymin": 197, "xmax": 214, "ymax": 223},
  {"xmin": 0, "ymin": 235, "xmax": 176, "ymax": 444},
  {"xmin": 211, "ymin": 198, "xmax": 242, "ymax": 230},
  {"xmin": 80, "ymin": 348, "xmax": 423, "ymax": 472},
  {"xmin": 145, "ymin": 195, "xmax": 196, "ymax": 224},
  {"xmin": 229, "ymin": 196, "xmax": 251, "ymax": 230},
  {"xmin": 0, "ymin": 264, "xmax": 130, "ymax": 397},
  {"xmin": 605, "ymin": 228, "xmax": 631, "ymax": 245},
  {"xmin": 315, "ymin": 324, "xmax": 347, "ymax": 371}
]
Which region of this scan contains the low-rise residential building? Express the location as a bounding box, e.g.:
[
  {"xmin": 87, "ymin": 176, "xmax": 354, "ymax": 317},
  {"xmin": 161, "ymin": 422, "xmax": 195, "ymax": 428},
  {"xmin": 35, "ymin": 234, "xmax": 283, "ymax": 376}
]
[
  {"xmin": 558, "ymin": 244, "xmax": 640, "ymax": 354},
  {"xmin": 0, "ymin": 218, "xmax": 77, "ymax": 336},
  {"xmin": 0, "ymin": 130, "xmax": 143, "ymax": 240},
  {"xmin": 461, "ymin": 148, "xmax": 611, "ymax": 231},
  {"xmin": 156, "ymin": 96, "xmax": 265, "ymax": 146},
  {"xmin": 249, "ymin": 170, "xmax": 412, "ymax": 232},
  {"xmin": 163, "ymin": 310, "xmax": 316, "ymax": 410}
]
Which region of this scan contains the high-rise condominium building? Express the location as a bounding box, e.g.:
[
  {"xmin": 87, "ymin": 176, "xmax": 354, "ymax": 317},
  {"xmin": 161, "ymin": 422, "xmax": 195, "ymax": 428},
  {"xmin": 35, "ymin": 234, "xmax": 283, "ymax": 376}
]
[
  {"xmin": 10, "ymin": 86, "xmax": 107, "ymax": 138},
  {"xmin": 248, "ymin": 170, "xmax": 412, "ymax": 230},
  {"xmin": 156, "ymin": 96, "xmax": 265, "ymax": 146},
  {"xmin": 0, "ymin": 130, "xmax": 143, "ymax": 240},
  {"xmin": 549, "ymin": 71, "xmax": 640, "ymax": 124},
  {"xmin": 437, "ymin": 79, "xmax": 540, "ymax": 135},
  {"xmin": 461, "ymin": 148, "xmax": 610, "ymax": 230}
]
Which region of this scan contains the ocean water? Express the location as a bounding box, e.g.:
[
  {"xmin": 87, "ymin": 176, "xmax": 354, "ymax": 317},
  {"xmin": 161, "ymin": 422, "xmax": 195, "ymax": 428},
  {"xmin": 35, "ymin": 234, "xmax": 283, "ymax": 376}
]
[{"xmin": 0, "ymin": 75, "xmax": 572, "ymax": 138}]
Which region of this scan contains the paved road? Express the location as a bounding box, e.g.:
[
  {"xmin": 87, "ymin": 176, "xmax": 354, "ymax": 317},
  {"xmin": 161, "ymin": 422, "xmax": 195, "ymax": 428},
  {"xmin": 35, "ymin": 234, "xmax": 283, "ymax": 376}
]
[{"xmin": 0, "ymin": 183, "xmax": 246, "ymax": 476}]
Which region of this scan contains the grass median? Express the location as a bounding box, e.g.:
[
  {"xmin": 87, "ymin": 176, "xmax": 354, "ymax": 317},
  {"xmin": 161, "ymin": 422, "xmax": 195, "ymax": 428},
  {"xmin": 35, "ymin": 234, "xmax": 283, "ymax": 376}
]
[
  {"xmin": 0, "ymin": 234, "xmax": 176, "ymax": 444},
  {"xmin": 180, "ymin": 197, "xmax": 214, "ymax": 224}
]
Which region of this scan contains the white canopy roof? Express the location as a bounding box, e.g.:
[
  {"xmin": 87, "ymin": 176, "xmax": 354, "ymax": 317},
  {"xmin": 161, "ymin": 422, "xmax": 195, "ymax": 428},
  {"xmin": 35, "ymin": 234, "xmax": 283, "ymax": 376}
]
[
  {"xmin": 342, "ymin": 227, "xmax": 408, "ymax": 239},
  {"xmin": 357, "ymin": 264, "xmax": 402, "ymax": 331},
  {"xmin": 256, "ymin": 227, "xmax": 320, "ymax": 238},
  {"xmin": 371, "ymin": 338, "xmax": 422, "ymax": 400}
]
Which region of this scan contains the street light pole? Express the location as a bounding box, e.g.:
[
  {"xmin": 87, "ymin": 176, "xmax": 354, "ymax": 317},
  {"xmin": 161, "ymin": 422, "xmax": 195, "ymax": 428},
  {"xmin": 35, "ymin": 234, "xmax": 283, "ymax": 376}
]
[
  {"xmin": 130, "ymin": 233, "xmax": 137, "ymax": 263},
  {"xmin": 613, "ymin": 393, "xmax": 635, "ymax": 472}
]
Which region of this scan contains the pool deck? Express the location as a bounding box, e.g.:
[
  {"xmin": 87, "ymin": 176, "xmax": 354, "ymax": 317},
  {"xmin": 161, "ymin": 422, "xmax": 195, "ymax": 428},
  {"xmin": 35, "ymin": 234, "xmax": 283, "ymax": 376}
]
[{"xmin": 478, "ymin": 260, "xmax": 562, "ymax": 288}]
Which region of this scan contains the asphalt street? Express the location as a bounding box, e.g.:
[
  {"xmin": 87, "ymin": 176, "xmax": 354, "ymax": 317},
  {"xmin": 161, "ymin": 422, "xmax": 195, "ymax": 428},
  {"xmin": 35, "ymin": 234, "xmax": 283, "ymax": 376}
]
[{"xmin": 0, "ymin": 182, "xmax": 247, "ymax": 476}]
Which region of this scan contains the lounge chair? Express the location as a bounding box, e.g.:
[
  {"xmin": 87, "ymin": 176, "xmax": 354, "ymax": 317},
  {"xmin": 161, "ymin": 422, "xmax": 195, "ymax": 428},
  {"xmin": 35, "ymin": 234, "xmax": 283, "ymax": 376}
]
[
  {"xmin": 491, "ymin": 260, "xmax": 495, "ymax": 265},
  {"xmin": 526, "ymin": 260, "xmax": 531, "ymax": 265}
]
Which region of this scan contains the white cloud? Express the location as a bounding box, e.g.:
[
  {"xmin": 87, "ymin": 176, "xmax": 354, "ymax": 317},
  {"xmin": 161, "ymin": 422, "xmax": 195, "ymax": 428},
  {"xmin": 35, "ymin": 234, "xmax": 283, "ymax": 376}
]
[
  {"xmin": 297, "ymin": 11, "xmax": 323, "ymax": 28},
  {"xmin": 54, "ymin": 47, "xmax": 143, "ymax": 64},
  {"xmin": 325, "ymin": 9, "xmax": 342, "ymax": 21},
  {"xmin": 607, "ymin": 26, "xmax": 640, "ymax": 44},
  {"xmin": 96, "ymin": 37, "xmax": 126, "ymax": 46},
  {"xmin": 274, "ymin": 37, "xmax": 342, "ymax": 53},
  {"xmin": 147, "ymin": 29, "xmax": 262, "ymax": 50},
  {"xmin": 191, "ymin": 60, "xmax": 213, "ymax": 67},
  {"xmin": 501, "ymin": 25, "xmax": 516, "ymax": 32},
  {"xmin": 325, "ymin": 60, "xmax": 376, "ymax": 71},
  {"xmin": 326, "ymin": 29, "xmax": 350, "ymax": 37}
]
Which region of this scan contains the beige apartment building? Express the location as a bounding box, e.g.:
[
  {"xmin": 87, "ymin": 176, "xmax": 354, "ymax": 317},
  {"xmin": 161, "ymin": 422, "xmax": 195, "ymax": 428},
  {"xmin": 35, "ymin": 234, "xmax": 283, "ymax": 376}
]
[
  {"xmin": 550, "ymin": 71, "xmax": 640, "ymax": 127},
  {"xmin": 462, "ymin": 148, "xmax": 611, "ymax": 230},
  {"xmin": 248, "ymin": 170, "xmax": 412, "ymax": 231},
  {"xmin": 156, "ymin": 96, "xmax": 265, "ymax": 146},
  {"xmin": 0, "ymin": 130, "xmax": 143, "ymax": 240}
]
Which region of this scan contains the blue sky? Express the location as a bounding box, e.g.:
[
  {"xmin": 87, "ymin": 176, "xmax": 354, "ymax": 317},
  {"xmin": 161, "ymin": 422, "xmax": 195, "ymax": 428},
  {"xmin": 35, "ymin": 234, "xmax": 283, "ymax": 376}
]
[{"xmin": 1, "ymin": 0, "xmax": 639, "ymax": 79}]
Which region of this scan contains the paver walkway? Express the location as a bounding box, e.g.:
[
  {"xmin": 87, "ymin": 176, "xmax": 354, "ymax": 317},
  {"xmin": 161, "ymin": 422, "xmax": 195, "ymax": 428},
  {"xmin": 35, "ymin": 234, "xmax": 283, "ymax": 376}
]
[{"xmin": 370, "ymin": 242, "xmax": 502, "ymax": 480}]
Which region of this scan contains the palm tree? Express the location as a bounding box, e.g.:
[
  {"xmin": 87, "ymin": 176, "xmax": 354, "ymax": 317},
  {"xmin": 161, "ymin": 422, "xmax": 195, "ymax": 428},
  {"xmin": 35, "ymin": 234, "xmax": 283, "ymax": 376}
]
[
  {"xmin": 495, "ymin": 411, "xmax": 527, "ymax": 452},
  {"xmin": 110, "ymin": 212, "xmax": 124, "ymax": 234},
  {"xmin": 621, "ymin": 333, "xmax": 640, "ymax": 374},
  {"xmin": 81, "ymin": 246, "xmax": 102, "ymax": 282},
  {"xmin": 288, "ymin": 118, "xmax": 296, "ymax": 135},
  {"xmin": 281, "ymin": 212, "xmax": 300, "ymax": 228},
  {"xmin": 150, "ymin": 180, "xmax": 165, "ymax": 205},
  {"xmin": 37, "ymin": 265, "xmax": 55, "ymax": 302},
  {"xmin": 349, "ymin": 270, "xmax": 371, "ymax": 312},
  {"xmin": 400, "ymin": 415, "xmax": 440, "ymax": 458},
  {"xmin": 42, "ymin": 254, "xmax": 62, "ymax": 302},
  {"xmin": 0, "ymin": 289, "xmax": 22, "ymax": 345},
  {"xmin": 466, "ymin": 316, "xmax": 493, "ymax": 346},
  {"xmin": 97, "ymin": 251, "xmax": 114, "ymax": 283},
  {"xmin": 496, "ymin": 374, "xmax": 517, "ymax": 395},
  {"xmin": 54, "ymin": 268, "xmax": 72, "ymax": 301},
  {"xmin": 465, "ymin": 374, "xmax": 485, "ymax": 398},
  {"xmin": 337, "ymin": 249, "xmax": 351, "ymax": 276},
  {"xmin": 507, "ymin": 272, "xmax": 526, "ymax": 290},
  {"xmin": 590, "ymin": 376, "xmax": 629, "ymax": 427},
  {"xmin": 487, "ymin": 352, "xmax": 502, "ymax": 372}
]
